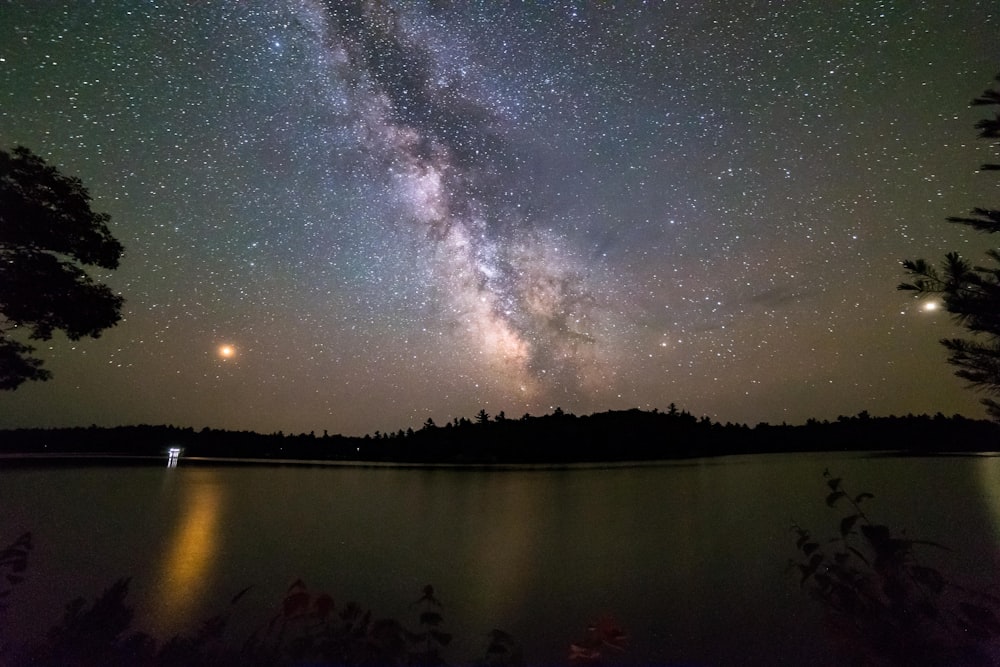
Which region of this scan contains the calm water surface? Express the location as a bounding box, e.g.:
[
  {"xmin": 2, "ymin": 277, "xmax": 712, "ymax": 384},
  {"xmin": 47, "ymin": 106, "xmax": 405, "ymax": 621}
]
[{"xmin": 2, "ymin": 452, "xmax": 999, "ymax": 665}]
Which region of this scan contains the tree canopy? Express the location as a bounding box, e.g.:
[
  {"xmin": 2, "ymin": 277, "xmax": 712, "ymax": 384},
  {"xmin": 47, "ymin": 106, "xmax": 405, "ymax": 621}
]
[
  {"xmin": 900, "ymin": 74, "xmax": 1000, "ymax": 419},
  {"xmin": 0, "ymin": 146, "xmax": 124, "ymax": 389}
]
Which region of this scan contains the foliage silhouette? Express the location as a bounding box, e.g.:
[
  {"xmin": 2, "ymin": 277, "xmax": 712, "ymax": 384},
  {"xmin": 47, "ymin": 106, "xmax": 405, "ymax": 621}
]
[
  {"xmin": 239, "ymin": 578, "xmax": 416, "ymax": 665},
  {"xmin": 900, "ymin": 74, "xmax": 1000, "ymax": 419},
  {"xmin": 1, "ymin": 409, "xmax": 998, "ymax": 465},
  {"xmin": 0, "ymin": 146, "xmax": 124, "ymax": 389},
  {"xmin": 8, "ymin": 575, "xmax": 516, "ymax": 667},
  {"xmin": 4, "ymin": 572, "xmax": 629, "ymax": 666},
  {"xmin": 0, "ymin": 531, "xmax": 31, "ymax": 606},
  {"xmin": 31, "ymin": 577, "xmax": 156, "ymax": 666},
  {"xmin": 567, "ymin": 615, "xmax": 628, "ymax": 665},
  {"xmin": 0, "ymin": 536, "xmax": 594, "ymax": 667},
  {"xmin": 408, "ymin": 584, "xmax": 452, "ymax": 665},
  {"xmin": 792, "ymin": 471, "xmax": 1000, "ymax": 665},
  {"xmin": 0, "ymin": 531, "xmax": 32, "ymax": 662},
  {"xmin": 482, "ymin": 628, "xmax": 524, "ymax": 666}
]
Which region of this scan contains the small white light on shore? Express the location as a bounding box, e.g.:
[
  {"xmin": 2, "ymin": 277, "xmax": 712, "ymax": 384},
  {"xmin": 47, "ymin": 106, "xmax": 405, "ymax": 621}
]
[{"xmin": 167, "ymin": 447, "xmax": 182, "ymax": 467}]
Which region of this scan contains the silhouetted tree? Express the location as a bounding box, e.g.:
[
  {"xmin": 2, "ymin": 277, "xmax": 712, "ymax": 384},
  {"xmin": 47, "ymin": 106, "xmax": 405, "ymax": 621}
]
[
  {"xmin": 474, "ymin": 409, "xmax": 490, "ymax": 424},
  {"xmin": 0, "ymin": 146, "xmax": 124, "ymax": 389},
  {"xmin": 901, "ymin": 75, "xmax": 1000, "ymax": 419}
]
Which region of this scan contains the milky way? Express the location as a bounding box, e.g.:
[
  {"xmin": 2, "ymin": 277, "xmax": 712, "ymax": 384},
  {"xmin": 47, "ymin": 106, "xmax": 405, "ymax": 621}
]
[
  {"xmin": 0, "ymin": 1, "xmax": 997, "ymax": 434},
  {"xmin": 320, "ymin": 1, "xmax": 614, "ymax": 399}
]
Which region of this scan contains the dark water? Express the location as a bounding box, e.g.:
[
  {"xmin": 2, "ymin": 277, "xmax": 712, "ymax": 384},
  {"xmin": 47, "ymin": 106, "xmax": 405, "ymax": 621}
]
[{"xmin": 2, "ymin": 452, "xmax": 999, "ymax": 665}]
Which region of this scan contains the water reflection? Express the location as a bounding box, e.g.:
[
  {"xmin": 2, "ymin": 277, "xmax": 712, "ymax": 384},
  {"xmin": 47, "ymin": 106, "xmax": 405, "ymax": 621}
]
[
  {"xmin": 150, "ymin": 470, "xmax": 224, "ymax": 633},
  {"xmin": 462, "ymin": 474, "xmax": 543, "ymax": 621},
  {"xmin": 3, "ymin": 456, "xmax": 993, "ymax": 665},
  {"xmin": 977, "ymin": 456, "xmax": 1000, "ymax": 545}
]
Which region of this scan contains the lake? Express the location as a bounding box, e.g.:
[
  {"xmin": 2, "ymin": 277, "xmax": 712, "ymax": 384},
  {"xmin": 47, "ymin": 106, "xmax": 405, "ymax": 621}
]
[{"xmin": 2, "ymin": 452, "xmax": 999, "ymax": 665}]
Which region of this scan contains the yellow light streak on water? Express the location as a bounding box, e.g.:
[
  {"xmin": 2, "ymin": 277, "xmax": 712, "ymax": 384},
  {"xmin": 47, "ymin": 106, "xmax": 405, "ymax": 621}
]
[{"xmin": 149, "ymin": 472, "xmax": 223, "ymax": 634}]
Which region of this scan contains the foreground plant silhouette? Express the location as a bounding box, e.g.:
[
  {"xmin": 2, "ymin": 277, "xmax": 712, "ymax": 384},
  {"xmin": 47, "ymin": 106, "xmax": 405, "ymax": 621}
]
[
  {"xmin": 792, "ymin": 471, "xmax": 1000, "ymax": 665},
  {"xmin": 1, "ymin": 568, "xmax": 633, "ymax": 666},
  {"xmin": 0, "ymin": 531, "xmax": 32, "ymax": 662},
  {"xmin": 0, "ymin": 523, "xmax": 633, "ymax": 666},
  {"xmin": 19, "ymin": 578, "xmax": 458, "ymax": 666},
  {"xmin": 899, "ymin": 73, "xmax": 1000, "ymax": 420},
  {"xmin": 567, "ymin": 615, "xmax": 628, "ymax": 664},
  {"xmin": 0, "ymin": 146, "xmax": 125, "ymax": 390},
  {"xmin": 240, "ymin": 579, "xmax": 441, "ymax": 665}
]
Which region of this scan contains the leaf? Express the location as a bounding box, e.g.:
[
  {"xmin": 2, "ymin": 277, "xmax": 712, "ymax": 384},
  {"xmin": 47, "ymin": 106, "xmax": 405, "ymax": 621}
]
[
  {"xmin": 230, "ymin": 585, "xmax": 253, "ymax": 605},
  {"xmin": 860, "ymin": 524, "xmax": 891, "ymax": 547},
  {"xmin": 0, "ymin": 534, "xmax": 32, "ymax": 560},
  {"xmin": 340, "ymin": 601, "xmax": 362, "ymax": 621},
  {"xmin": 854, "ymin": 492, "xmax": 874, "ymax": 504},
  {"xmin": 826, "ymin": 477, "xmax": 842, "ymax": 491},
  {"xmin": 847, "ymin": 546, "xmax": 871, "ymax": 566},
  {"xmin": 910, "ymin": 539, "xmax": 951, "ymax": 551},
  {"xmin": 832, "ymin": 583, "xmax": 862, "ymax": 614},
  {"xmin": 487, "ymin": 641, "xmax": 509, "ymax": 654},
  {"xmin": 840, "ymin": 514, "xmax": 861, "ymax": 537},
  {"xmin": 881, "ymin": 577, "xmax": 906, "ymax": 603},
  {"xmin": 430, "ymin": 629, "xmax": 452, "ymax": 646},
  {"xmin": 825, "ymin": 491, "xmax": 846, "ymax": 507},
  {"xmin": 282, "ymin": 591, "xmax": 310, "ymax": 617},
  {"xmin": 314, "ymin": 593, "xmax": 335, "ymax": 619},
  {"xmin": 802, "ymin": 542, "xmax": 820, "ymax": 556},
  {"xmin": 420, "ymin": 611, "xmax": 444, "ymax": 627},
  {"xmin": 799, "ymin": 554, "xmax": 823, "ymax": 585}
]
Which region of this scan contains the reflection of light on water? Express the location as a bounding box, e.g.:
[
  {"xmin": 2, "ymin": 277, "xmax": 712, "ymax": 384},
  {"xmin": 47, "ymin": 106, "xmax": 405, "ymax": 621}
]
[
  {"xmin": 151, "ymin": 475, "xmax": 223, "ymax": 633},
  {"xmin": 469, "ymin": 477, "xmax": 540, "ymax": 617},
  {"xmin": 977, "ymin": 457, "xmax": 1000, "ymax": 542}
]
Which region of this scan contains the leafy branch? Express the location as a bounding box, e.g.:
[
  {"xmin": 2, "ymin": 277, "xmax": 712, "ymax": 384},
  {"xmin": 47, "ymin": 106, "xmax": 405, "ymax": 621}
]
[{"xmin": 792, "ymin": 471, "xmax": 1000, "ymax": 665}]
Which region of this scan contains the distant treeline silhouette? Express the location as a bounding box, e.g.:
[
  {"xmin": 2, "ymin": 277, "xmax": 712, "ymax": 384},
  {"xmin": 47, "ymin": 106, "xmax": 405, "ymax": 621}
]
[{"xmin": 1, "ymin": 407, "xmax": 998, "ymax": 464}]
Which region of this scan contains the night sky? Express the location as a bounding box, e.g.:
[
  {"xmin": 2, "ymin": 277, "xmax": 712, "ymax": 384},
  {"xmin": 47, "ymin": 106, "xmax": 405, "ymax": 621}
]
[{"xmin": 1, "ymin": 1, "xmax": 997, "ymax": 437}]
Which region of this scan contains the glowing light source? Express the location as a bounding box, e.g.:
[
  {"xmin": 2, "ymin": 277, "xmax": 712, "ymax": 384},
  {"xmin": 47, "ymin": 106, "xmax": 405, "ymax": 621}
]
[
  {"xmin": 921, "ymin": 300, "xmax": 941, "ymax": 313},
  {"xmin": 218, "ymin": 344, "xmax": 235, "ymax": 359},
  {"xmin": 167, "ymin": 447, "xmax": 182, "ymax": 467}
]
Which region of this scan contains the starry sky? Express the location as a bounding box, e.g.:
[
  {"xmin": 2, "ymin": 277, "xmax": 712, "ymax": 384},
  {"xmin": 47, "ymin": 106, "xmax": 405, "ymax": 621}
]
[{"xmin": 1, "ymin": 1, "xmax": 998, "ymax": 437}]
